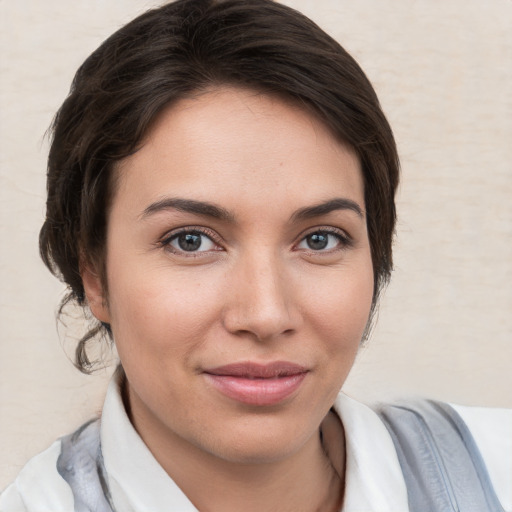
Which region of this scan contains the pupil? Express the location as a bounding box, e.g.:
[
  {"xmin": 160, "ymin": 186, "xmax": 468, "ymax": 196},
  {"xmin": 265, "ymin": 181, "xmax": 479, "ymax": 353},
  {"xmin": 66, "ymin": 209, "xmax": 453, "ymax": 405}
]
[
  {"xmin": 178, "ymin": 233, "xmax": 202, "ymax": 251},
  {"xmin": 307, "ymin": 233, "xmax": 328, "ymax": 250}
]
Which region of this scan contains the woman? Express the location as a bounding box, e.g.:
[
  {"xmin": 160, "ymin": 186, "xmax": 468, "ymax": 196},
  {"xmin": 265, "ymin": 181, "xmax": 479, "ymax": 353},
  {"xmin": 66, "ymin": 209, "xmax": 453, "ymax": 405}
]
[{"xmin": 1, "ymin": 0, "xmax": 510, "ymax": 510}]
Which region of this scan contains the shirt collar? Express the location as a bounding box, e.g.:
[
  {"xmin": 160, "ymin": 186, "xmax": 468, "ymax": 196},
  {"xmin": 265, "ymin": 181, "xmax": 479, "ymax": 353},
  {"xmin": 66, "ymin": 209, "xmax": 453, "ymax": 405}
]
[
  {"xmin": 100, "ymin": 373, "xmax": 199, "ymax": 512},
  {"xmin": 333, "ymin": 392, "xmax": 409, "ymax": 512}
]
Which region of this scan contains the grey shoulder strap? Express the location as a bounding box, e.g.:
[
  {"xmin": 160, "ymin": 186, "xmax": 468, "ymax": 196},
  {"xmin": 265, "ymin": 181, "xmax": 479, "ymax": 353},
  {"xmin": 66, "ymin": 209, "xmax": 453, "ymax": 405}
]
[
  {"xmin": 57, "ymin": 419, "xmax": 115, "ymax": 512},
  {"xmin": 377, "ymin": 400, "xmax": 505, "ymax": 512}
]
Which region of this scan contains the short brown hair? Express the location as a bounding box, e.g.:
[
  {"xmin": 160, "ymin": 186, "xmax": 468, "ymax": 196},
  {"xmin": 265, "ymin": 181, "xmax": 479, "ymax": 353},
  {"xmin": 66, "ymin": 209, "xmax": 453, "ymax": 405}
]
[{"xmin": 40, "ymin": 0, "xmax": 399, "ymax": 372}]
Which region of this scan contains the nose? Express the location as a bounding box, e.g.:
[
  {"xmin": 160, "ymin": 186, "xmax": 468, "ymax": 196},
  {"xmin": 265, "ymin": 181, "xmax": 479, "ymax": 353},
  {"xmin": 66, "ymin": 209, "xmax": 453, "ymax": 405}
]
[{"xmin": 221, "ymin": 252, "xmax": 301, "ymax": 342}]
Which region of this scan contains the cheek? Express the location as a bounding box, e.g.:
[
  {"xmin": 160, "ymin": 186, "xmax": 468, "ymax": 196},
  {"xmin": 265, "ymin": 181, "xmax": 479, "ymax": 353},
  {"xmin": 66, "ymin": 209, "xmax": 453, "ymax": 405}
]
[
  {"xmin": 105, "ymin": 264, "xmax": 226, "ymax": 361},
  {"xmin": 305, "ymin": 261, "xmax": 374, "ymax": 347}
]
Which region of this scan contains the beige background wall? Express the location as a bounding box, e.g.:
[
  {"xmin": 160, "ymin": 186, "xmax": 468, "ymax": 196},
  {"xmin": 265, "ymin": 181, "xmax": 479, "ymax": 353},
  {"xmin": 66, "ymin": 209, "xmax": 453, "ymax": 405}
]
[{"xmin": 1, "ymin": 0, "xmax": 511, "ymax": 489}]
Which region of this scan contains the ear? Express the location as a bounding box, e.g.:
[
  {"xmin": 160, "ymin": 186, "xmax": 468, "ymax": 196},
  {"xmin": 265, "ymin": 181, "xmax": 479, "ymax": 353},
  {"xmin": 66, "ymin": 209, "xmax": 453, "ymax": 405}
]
[{"xmin": 81, "ymin": 264, "xmax": 111, "ymax": 323}]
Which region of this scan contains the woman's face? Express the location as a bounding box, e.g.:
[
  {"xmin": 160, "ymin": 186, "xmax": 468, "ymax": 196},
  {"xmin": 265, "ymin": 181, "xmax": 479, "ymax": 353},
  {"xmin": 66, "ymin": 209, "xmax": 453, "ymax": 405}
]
[{"xmin": 85, "ymin": 87, "xmax": 374, "ymax": 465}]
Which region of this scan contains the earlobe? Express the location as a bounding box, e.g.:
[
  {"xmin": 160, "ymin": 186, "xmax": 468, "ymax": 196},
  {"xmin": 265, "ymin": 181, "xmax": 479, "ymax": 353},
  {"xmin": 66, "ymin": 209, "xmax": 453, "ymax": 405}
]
[{"xmin": 81, "ymin": 265, "xmax": 111, "ymax": 323}]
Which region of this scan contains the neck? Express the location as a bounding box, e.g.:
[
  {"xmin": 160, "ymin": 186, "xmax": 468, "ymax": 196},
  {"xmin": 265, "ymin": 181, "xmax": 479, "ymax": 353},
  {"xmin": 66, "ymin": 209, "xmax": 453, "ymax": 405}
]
[
  {"xmin": 163, "ymin": 421, "xmax": 343, "ymax": 512},
  {"xmin": 126, "ymin": 383, "xmax": 345, "ymax": 511}
]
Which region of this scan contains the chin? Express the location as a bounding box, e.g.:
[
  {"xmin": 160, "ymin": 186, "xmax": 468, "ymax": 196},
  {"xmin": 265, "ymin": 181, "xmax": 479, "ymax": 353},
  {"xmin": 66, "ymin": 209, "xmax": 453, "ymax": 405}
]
[{"xmin": 198, "ymin": 414, "xmax": 318, "ymax": 465}]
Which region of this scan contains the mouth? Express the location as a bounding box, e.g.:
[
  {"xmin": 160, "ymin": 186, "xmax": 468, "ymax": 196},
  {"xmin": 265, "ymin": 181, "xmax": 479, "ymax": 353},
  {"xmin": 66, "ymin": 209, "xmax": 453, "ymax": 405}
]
[{"xmin": 203, "ymin": 361, "xmax": 308, "ymax": 406}]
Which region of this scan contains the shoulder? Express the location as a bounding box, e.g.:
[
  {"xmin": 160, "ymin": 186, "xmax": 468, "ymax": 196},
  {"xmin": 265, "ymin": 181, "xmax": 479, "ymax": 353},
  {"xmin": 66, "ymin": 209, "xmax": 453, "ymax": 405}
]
[
  {"xmin": 0, "ymin": 439, "xmax": 75, "ymax": 512},
  {"xmin": 377, "ymin": 399, "xmax": 512, "ymax": 512},
  {"xmin": 332, "ymin": 393, "xmax": 512, "ymax": 512},
  {"xmin": 0, "ymin": 418, "xmax": 105, "ymax": 512},
  {"xmin": 451, "ymin": 403, "xmax": 512, "ymax": 512}
]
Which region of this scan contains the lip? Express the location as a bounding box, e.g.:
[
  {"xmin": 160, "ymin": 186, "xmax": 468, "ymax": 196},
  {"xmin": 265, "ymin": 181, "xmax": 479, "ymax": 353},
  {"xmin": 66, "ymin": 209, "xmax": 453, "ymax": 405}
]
[{"xmin": 203, "ymin": 361, "xmax": 308, "ymax": 406}]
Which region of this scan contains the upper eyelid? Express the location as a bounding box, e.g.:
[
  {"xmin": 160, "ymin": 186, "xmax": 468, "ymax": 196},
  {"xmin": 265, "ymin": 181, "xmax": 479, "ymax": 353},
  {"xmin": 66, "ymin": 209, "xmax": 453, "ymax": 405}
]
[
  {"xmin": 159, "ymin": 226, "xmax": 224, "ymax": 253},
  {"xmin": 161, "ymin": 226, "xmax": 220, "ymax": 242},
  {"xmin": 158, "ymin": 225, "xmax": 352, "ymax": 251},
  {"xmin": 293, "ymin": 227, "xmax": 353, "ymax": 252},
  {"xmin": 296, "ymin": 225, "xmax": 352, "ymax": 242}
]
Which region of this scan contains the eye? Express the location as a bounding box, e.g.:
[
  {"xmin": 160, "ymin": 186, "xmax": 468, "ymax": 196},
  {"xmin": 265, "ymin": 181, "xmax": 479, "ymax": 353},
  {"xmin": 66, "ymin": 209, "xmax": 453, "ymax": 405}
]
[
  {"xmin": 163, "ymin": 229, "xmax": 219, "ymax": 254},
  {"xmin": 296, "ymin": 230, "xmax": 349, "ymax": 252}
]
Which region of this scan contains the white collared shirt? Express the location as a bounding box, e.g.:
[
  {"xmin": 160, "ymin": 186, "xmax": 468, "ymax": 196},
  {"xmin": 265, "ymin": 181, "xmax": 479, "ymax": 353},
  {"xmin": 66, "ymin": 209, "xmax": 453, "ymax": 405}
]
[{"xmin": 2, "ymin": 376, "xmax": 511, "ymax": 511}]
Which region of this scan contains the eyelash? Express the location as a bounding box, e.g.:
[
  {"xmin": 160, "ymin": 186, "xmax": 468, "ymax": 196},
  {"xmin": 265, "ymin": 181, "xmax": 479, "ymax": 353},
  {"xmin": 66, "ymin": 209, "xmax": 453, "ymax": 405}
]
[
  {"xmin": 159, "ymin": 226, "xmax": 352, "ymax": 257},
  {"xmin": 295, "ymin": 227, "xmax": 353, "ymax": 254},
  {"xmin": 160, "ymin": 227, "xmax": 223, "ymax": 256}
]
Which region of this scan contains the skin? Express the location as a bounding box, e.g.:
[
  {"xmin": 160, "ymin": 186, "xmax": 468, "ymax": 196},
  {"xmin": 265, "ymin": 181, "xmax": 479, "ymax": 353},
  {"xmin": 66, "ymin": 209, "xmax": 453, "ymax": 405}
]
[{"xmin": 83, "ymin": 87, "xmax": 374, "ymax": 511}]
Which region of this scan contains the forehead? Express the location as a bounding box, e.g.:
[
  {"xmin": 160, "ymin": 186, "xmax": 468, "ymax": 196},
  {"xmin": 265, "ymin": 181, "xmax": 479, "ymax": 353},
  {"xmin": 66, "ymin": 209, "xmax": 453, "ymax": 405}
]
[{"xmin": 113, "ymin": 87, "xmax": 364, "ymax": 218}]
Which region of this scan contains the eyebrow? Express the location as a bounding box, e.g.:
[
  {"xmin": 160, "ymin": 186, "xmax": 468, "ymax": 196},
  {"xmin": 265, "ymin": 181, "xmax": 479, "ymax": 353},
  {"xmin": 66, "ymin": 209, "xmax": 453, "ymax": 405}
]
[
  {"xmin": 291, "ymin": 198, "xmax": 364, "ymax": 222},
  {"xmin": 140, "ymin": 197, "xmax": 235, "ymax": 222},
  {"xmin": 140, "ymin": 196, "xmax": 363, "ymax": 223}
]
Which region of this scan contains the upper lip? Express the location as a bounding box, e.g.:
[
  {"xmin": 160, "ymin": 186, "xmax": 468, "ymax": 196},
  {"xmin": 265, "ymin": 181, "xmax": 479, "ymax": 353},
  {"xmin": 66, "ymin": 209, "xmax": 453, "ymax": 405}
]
[{"xmin": 204, "ymin": 361, "xmax": 308, "ymax": 379}]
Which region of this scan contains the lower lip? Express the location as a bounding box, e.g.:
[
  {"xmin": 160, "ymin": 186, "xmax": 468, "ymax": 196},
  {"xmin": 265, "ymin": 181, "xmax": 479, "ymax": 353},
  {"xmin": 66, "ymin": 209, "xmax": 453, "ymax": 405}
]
[{"xmin": 204, "ymin": 373, "xmax": 307, "ymax": 406}]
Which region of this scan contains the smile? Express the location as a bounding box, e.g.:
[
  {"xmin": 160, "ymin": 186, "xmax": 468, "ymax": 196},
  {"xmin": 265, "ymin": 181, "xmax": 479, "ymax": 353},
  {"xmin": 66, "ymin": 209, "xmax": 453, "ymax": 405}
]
[{"xmin": 203, "ymin": 362, "xmax": 308, "ymax": 406}]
